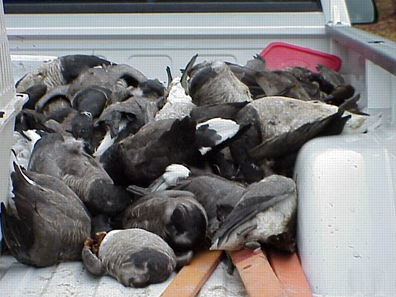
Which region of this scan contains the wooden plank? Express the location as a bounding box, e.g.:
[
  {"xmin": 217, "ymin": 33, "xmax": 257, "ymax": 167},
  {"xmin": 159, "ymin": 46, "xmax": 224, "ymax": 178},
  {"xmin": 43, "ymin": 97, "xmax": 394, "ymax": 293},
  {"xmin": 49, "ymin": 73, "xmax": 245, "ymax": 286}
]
[
  {"xmin": 267, "ymin": 248, "xmax": 313, "ymax": 297},
  {"xmin": 160, "ymin": 250, "xmax": 223, "ymax": 297},
  {"xmin": 229, "ymin": 248, "xmax": 288, "ymax": 297}
]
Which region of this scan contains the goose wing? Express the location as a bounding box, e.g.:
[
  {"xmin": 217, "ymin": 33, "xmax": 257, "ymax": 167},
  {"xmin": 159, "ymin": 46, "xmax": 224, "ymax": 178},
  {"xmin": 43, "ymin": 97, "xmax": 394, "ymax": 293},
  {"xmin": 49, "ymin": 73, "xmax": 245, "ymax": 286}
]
[{"xmin": 210, "ymin": 175, "xmax": 296, "ymax": 250}]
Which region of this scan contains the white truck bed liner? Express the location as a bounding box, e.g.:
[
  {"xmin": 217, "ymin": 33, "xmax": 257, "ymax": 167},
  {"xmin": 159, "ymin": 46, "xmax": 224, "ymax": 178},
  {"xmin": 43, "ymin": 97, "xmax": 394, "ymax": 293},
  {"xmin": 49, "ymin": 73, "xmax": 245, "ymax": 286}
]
[{"xmin": 0, "ymin": 255, "xmax": 247, "ymax": 297}]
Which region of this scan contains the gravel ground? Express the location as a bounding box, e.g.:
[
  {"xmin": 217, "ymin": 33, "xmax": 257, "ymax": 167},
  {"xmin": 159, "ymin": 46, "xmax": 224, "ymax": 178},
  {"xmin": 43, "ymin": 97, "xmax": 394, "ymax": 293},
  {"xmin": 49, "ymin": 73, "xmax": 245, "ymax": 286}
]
[{"xmin": 354, "ymin": 0, "xmax": 396, "ymax": 42}]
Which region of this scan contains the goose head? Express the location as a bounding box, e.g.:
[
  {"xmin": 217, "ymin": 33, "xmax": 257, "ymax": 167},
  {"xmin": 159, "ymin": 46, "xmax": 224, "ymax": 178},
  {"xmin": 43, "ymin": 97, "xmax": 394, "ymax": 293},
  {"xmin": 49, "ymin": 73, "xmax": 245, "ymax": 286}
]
[
  {"xmin": 164, "ymin": 198, "xmax": 208, "ymax": 252},
  {"xmin": 116, "ymin": 247, "xmax": 176, "ymax": 288},
  {"xmin": 71, "ymin": 111, "xmax": 94, "ymax": 140}
]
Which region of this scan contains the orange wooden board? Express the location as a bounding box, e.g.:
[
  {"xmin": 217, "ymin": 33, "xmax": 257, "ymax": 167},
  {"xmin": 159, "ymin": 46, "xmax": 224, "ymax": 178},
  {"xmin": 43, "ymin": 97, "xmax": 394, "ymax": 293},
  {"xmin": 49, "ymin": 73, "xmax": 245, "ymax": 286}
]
[
  {"xmin": 267, "ymin": 248, "xmax": 313, "ymax": 297},
  {"xmin": 160, "ymin": 250, "xmax": 223, "ymax": 297},
  {"xmin": 229, "ymin": 248, "xmax": 288, "ymax": 297}
]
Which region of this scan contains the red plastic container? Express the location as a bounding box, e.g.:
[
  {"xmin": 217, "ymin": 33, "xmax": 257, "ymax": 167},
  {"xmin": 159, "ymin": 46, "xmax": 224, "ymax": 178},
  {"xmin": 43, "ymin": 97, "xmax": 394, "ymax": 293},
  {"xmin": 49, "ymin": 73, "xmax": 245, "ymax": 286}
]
[{"xmin": 260, "ymin": 42, "xmax": 342, "ymax": 72}]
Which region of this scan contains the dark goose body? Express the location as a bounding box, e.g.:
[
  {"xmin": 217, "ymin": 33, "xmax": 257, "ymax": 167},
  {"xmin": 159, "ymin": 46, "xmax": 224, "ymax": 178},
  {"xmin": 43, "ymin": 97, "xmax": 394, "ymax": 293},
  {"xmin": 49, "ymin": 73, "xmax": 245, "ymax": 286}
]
[
  {"xmin": 16, "ymin": 54, "xmax": 112, "ymax": 93},
  {"xmin": 28, "ymin": 132, "xmax": 132, "ymax": 216},
  {"xmin": 173, "ymin": 174, "xmax": 246, "ymax": 235},
  {"xmin": 230, "ymin": 95, "xmax": 351, "ymax": 182},
  {"xmin": 1, "ymin": 163, "xmax": 91, "ymax": 267},
  {"xmin": 67, "ymin": 63, "xmax": 148, "ymax": 101},
  {"xmin": 186, "ymin": 59, "xmax": 253, "ymax": 106},
  {"xmin": 99, "ymin": 116, "xmax": 201, "ymax": 187},
  {"xmin": 118, "ymin": 189, "xmax": 207, "ymax": 256},
  {"xmin": 95, "ymin": 94, "xmax": 161, "ymax": 139},
  {"xmin": 210, "ymin": 174, "xmax": 297, "ymax": 252}
]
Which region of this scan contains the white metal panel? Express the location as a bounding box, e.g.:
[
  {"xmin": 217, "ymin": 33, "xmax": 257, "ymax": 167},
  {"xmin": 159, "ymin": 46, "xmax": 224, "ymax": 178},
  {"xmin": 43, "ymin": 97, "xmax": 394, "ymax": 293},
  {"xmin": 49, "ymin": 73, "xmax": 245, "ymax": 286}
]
[
  {"xmin": 4, "ymin": 12, "xmax": 326, "ymax": 36},
  {"xmin": 0, "ymin": 0, "xmax": 27, "ymax": 249},
  {"xmin": 5, "ymin": 11, "xmax": 329, "ymax": 83},
  {"xmin": 320, "ymin": 0, "xmax": 351, "ymax": 26},
  {"xmin": 0, "ymin": 0, "xmax": 14, "ymax": 110}
]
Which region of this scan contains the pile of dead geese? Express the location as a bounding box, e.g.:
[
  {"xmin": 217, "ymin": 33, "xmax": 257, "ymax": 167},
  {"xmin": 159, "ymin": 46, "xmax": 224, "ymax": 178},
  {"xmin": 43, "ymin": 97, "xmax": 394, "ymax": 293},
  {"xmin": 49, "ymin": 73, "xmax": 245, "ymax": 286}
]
[{"xmin": 1, "ymin": 53, "xmax": 379, "ymax": 287}]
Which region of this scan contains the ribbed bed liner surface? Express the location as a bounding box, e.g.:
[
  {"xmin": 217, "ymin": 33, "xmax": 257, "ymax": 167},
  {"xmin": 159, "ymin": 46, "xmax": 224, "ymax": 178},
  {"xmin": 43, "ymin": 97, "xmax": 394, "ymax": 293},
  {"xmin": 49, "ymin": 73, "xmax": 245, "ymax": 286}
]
[{"xmin": 0, "ymin": 255, "xmax": 247, "ymax": 297}]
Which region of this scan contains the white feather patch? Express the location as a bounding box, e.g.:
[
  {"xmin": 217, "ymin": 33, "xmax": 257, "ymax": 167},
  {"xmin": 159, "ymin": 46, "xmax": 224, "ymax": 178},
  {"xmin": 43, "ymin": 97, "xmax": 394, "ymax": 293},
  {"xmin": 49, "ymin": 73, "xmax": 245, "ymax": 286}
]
[
  {"xmin": 162, "ymin": 164, "xmax": 191, "ymax": 186},
  {"xmin": 197, "ymin": 118, "xmax": 240, "ymax": 154},
  {"xmin": 150, "ymin": 164, "xmax": 191, "ymax": 192},
  {"xmin": 155, "ymin": 77, "xmax": 195, "ymax": 121},
  {"xmin": 14, "ymin": 162, "xmax": 35, "ymax": 186},
  {"xmin": 247, "ymin": 194, "xmax": 297, "ymax": 242},
  {"xmin": 94, "ymin": 131, "xmax": 115, "ymax": 158}
]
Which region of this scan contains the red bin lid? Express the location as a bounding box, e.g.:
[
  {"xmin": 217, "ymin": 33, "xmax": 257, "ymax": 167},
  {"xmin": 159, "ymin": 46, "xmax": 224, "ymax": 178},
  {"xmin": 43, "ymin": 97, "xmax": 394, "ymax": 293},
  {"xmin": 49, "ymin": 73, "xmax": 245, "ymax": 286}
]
[{"xmin": 259, "ymin": 42, "xmax": 342, "ymax": 72}]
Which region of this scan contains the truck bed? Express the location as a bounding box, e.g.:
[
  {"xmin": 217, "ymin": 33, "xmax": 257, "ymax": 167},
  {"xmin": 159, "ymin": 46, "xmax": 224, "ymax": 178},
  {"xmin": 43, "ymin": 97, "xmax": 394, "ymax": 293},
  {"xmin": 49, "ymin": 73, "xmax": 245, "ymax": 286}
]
[
  {"xmin": 0, "ymin": 253, "xmax": 248, "ymax": 297},
  {"xmin": 2, "ymin": 1, "xmax": 396, "ymax": 296}
]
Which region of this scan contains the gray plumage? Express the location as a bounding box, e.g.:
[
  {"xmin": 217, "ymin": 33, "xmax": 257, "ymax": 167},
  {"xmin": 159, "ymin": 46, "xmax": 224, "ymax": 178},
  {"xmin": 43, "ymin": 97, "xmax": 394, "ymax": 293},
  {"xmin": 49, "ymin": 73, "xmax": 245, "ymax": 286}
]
[
  {"xmin": 67, "ymin": 64, "xmax": 148, "ymax": 102},
  {"xmin": 99, "ymin": 116, "xmax": 200, "ymax": 187},
  {"xmin": 16, "ymin": 55, "xmax": 112, "ymax": 94},
  {"xmin": 1, "ymin": 162, "xmax": 91, "ymax": 267},
  {"xmin": 28, "ymin": 132, "xmax": 132, "ymax": 216},
  {"xmin": 229, "ymin": 95, "xmax": 351, "ymax": 182},
  {"xmin": 82, "ymin": 229, "xmax": 178, "ymax": 287},
  {"xmin": 174, "ymin": 174, "xmax": 246, "ymax": 235},
  {"xmin": 210, "ymin": 174, "xmax": 297, "ymax": 252},
  {"xmin": 96, "ymin": 95, "xmax": 160, "ymax": 139},
  {"xmin": 243, "ymin": 96, "xmax": 350, "ymax": 160},
  {"xmin": 187, "ymin": 59, "xmax": 252, "ymax": 106},
  {"xmin": 120, "ymin": 190, "xmax": 207, "ymax": 255},
  {"xmin": 35, "ymin": 85, "xmax": 71, "ymax": 114}
]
